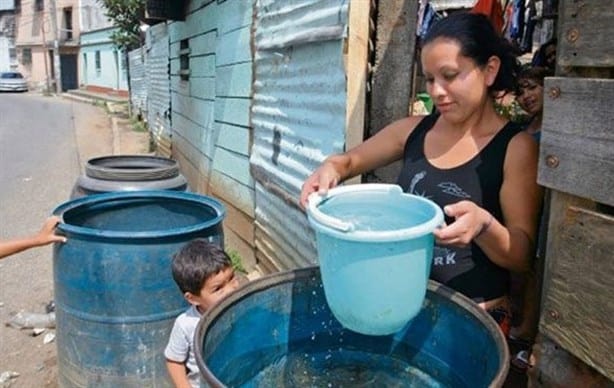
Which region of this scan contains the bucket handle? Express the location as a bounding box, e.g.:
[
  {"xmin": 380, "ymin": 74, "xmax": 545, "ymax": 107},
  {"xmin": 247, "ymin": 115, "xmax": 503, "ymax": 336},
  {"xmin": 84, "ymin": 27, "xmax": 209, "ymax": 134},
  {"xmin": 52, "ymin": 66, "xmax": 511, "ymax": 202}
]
[
  {"xmin": 307, "ymin": 192, "xmax": 354, "ymax": 232},
  {"xmin": 307, "ymin": 184, "xmax": 406, "ymax": 233}
]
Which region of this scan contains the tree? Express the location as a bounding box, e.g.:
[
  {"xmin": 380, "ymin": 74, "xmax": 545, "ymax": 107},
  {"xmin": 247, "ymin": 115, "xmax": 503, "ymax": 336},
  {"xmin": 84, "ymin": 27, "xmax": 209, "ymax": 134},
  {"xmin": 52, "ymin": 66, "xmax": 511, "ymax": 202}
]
[{"xmin": 97, "ymin": 0, "xmax": 145, "ymax": 51}]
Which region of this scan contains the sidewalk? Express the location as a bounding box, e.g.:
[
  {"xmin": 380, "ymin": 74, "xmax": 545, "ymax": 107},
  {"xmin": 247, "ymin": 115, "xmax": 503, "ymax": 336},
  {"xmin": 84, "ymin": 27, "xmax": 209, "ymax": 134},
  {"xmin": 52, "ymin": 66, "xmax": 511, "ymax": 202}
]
[{"xmin": 62, "ymin": 89, "xmax": 151, "ymax": 159}]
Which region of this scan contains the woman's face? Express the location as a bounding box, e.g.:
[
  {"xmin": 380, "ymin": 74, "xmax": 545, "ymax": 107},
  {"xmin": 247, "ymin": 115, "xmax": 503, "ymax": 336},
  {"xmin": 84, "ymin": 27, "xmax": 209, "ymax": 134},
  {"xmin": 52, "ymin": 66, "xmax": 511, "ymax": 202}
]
[
  {"xmin": 516, "ymin": 78, "xmax": 544, "ymax": 116},
  {"xmin": 421, "ymin": 38, "xmax": 499, "ymax": 124}
]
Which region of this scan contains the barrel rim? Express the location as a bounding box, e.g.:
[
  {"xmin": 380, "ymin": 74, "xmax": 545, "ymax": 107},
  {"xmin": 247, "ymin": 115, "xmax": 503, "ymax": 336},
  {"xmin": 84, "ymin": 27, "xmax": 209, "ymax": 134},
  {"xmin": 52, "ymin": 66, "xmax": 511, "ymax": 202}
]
[
  {"xmin": 53, "ymin": 190, "xmax": 226, "ymax": 239},
  {"xmin": 85, "ymin": 155, "xmax": 180, "ymax": 181},
  {"xmin": 195, "ymin": 266, "xmax": 510, "ymax": 388}
]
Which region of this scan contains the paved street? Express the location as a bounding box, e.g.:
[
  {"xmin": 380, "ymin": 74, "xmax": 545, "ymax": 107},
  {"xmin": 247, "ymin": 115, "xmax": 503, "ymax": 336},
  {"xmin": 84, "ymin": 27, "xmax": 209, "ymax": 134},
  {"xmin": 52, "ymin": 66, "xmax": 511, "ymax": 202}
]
[{"xmin": 0, "ymin": 92, "xmax": 115, "ymax": 387}]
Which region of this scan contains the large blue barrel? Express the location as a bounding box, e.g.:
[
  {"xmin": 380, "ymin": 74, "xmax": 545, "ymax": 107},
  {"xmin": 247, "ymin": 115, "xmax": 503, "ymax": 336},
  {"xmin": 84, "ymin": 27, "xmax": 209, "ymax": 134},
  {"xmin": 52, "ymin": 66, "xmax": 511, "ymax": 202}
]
[
  {"xmin": 53, "ymin": 190, "xmax": 225, "ymax": 387},
  {"xmin": 196, "ymin": 267, "xmax": 509, "ymax": 387}
]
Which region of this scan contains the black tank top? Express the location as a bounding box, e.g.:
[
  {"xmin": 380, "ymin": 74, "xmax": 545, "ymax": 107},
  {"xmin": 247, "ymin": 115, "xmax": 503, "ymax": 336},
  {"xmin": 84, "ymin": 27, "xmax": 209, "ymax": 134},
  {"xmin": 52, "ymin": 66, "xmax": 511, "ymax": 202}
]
[{"xmin": 396, "ymin": 114, "xmax": 523, "ymax": 302}]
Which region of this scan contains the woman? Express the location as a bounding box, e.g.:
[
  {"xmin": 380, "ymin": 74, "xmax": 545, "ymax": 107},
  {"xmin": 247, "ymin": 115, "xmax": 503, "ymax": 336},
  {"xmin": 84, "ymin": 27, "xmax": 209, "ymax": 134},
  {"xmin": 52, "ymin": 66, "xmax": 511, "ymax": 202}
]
[
  {"xmin": 300, "ymin": 13, "xmax": 543, "ymax": 334},
  {"xmin": 516, "ymin": 65, "xmax": 552, "ymax": 141},
  {"xmin": 508, "ymin": 65, "xmax": 551, "ymax": 368}
]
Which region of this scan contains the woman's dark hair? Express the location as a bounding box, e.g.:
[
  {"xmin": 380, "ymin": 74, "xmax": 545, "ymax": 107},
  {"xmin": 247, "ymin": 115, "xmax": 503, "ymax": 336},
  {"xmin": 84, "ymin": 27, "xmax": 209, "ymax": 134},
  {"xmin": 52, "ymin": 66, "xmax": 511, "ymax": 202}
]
[
  {"xmin": 531, "ymin": 38, "xmax": 557, "ymax": 69},
  {"xmin": 422, "ymin": 12, "xmax": 520, "ymax": 94}
]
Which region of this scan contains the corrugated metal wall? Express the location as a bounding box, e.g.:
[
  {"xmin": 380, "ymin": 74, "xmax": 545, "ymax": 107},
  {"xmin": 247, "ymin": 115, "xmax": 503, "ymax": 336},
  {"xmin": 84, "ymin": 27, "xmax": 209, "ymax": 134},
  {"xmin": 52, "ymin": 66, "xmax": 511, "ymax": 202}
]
[
  {"xmin": 128, "ymin": 48, "xmax": 147, "ymax": 118},
  {"xmin": 250, "ymin": 0, "xmax": 349, "ymax": 271},
  {"xmin": 145, "ymin": 23, "xmax": 172, "ymax": 157}
]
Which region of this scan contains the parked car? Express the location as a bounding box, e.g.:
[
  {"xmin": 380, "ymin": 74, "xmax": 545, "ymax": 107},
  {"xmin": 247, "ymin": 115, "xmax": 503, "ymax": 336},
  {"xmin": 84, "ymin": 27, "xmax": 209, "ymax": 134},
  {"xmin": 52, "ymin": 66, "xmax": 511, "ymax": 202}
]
[{"xmin": 0, "ymin": 71, "xmax": 28, "ymax": 92}]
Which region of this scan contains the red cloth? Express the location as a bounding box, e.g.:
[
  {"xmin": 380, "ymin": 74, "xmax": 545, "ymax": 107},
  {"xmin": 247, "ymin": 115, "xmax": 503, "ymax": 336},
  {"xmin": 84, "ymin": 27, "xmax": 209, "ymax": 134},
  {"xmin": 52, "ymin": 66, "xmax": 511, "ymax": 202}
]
[{"xmin": 471, "ymin": 0, "xmax": 504, "ymax": 33}]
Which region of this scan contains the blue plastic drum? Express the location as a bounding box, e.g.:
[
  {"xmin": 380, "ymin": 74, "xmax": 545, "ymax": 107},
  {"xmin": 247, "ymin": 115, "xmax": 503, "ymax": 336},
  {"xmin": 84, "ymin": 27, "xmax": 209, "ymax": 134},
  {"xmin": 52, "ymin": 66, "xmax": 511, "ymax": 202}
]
[
  {"xmin": 195, "ymin": 267, "xmax": 509, "ymax": 387},
  {"xmin": 307, "ymin": 184, "xmax": 443, "ymax": 335},
  {"xmin": 52, "ymin": 190, "xmax": 225, "ymax": 387}
]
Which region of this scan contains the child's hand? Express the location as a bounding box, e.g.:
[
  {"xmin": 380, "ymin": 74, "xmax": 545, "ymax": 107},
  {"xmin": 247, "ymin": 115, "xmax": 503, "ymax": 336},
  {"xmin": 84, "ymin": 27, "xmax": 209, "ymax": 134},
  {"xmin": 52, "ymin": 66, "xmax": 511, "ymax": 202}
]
[{"xmin": 35, "ymin": 216, "xmax": 67, "ymax": 246}]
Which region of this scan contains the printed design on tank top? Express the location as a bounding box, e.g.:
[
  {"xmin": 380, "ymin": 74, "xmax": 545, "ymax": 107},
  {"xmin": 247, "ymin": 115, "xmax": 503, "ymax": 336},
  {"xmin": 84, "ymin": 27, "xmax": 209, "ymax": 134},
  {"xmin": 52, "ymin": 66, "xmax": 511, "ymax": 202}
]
[
  {"xmin": 409, "ymin": 171, "xmax": 429, "ymax": 197},
  {"xmin": 438, "ymin": 182, "xmax": 471, "ymax": 198},
  {"xmin": 433, "ymin": 246, "xmax": 457, "ymax": 266}
]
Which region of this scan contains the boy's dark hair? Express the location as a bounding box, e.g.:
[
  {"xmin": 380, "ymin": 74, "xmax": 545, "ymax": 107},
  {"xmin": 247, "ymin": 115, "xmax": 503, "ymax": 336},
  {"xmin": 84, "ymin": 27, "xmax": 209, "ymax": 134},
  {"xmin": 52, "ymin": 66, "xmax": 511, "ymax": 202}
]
[{"xmin": 171, "ymin": 239, "xmax": 232, "ymax": 294}]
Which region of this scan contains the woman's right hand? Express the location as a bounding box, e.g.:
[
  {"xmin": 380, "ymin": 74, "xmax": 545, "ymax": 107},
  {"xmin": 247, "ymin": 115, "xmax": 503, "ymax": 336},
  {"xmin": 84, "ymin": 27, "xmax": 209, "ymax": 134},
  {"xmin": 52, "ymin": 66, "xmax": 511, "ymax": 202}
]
[{"xmin": 300, "ymin": 160, "xmax": 342, "ymax": 209}]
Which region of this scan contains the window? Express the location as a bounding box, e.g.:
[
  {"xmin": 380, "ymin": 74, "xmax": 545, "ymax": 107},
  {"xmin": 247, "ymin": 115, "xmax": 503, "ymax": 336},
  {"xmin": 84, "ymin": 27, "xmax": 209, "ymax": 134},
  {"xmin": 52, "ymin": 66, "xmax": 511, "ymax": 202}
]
[
  {"xmin": 63, "ymin": 7, "xmax": 73, "ymax": 40},
  {"xmin": 35, "ymin": 0, "xmax": 44, "ymax": 12},
  {"xmin": 15, "ymin": 0, "xmax": 21, "ymax": 13},
  {"xmin": 21, "ymin": 48, "xmax": 32, "ymax": 65},
  {"xmin": 95, "ymin": 51, "xmax": 101, "ymax": 74},
  {"xmin": 179, "ymin": 39, "xmax": 190, "ymax": 81}
]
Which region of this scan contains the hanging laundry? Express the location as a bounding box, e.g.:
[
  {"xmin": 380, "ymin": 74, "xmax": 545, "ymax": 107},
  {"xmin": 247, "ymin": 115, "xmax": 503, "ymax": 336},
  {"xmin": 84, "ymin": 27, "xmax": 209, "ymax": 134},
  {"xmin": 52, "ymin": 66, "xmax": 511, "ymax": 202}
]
[
  {"xmin": 418, "ymin": 1, "xmax": 443, "ymax": 40},
  {"xmin": 471, "ymin": 0, "xmax": 505, "ymax": 33},
  {"xmin": 521, "ymin": 0, "xmax": 536, "ymax": 53}
]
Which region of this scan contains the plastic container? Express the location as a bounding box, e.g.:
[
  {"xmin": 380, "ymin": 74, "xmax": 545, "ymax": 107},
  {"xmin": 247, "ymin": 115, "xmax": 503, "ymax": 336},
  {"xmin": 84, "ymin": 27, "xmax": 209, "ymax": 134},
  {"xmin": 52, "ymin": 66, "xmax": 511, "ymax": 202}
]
[
  {"xmin": 195, "ymin": 267, "xmax": 509, "ymax": 387},
  {"xmin": 53, "ymin": 190, "xmax": 225, "ymax": 387},
  {"xmin": 306, "ymin": 184, "xmax": 443, "ymax": 335},
  {"xmin": 71, "ymin": 155, "xmax": 188, "ymax": 198}
]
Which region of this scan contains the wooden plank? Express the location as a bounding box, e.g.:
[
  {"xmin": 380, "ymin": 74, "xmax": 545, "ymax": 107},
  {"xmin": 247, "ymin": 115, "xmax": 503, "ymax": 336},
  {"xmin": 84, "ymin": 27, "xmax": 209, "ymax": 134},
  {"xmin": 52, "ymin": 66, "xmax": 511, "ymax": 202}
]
[
  {"xmin": 214, "ymin": 97, "xmax": 251, "ymax": 126},
  {"xmin": 558, "ymin": 0, "xmax": 614, "ymax": 67},
  {"xmin": 172, "ymin": 94, "xmax": 215, "ymax": 130},
  {"xmin": 344, "ymin": 0, "xmax": 370, "ymax": 185},
  {"xmin": 540, "ymin": 195, "xmax": 614, "ymax": 380},
  {"xmin": 215, "ymin": 62, "xmax": 252, "ymax": 98},
  {"xmin": 212, "ymin": 147, "xmax": 253, "ymax": 186},
  {"xmin": 216, "ymin": 26, "xmax": 251, "ymax": 66},
  {"xmin": 215, "ymin": 122, "xmax": 250, "ymax": 156},
  {"xmin": 529, "ymin": 334, "xmax": 614, "ymax": 387},
  {"xmin": 210, "ymin": 169, "xmax": 255, "ymax": 218},
  {"xmin": 538, "ymin": 77, "xmax": 614, "ymax": 207}
]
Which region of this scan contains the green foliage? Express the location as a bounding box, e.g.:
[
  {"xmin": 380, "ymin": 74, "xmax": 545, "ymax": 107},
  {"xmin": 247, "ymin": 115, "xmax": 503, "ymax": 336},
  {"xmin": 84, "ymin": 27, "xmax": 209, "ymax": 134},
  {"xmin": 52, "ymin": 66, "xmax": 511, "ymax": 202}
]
[
  {"xmin": 97, "ymin": 0, "xmax": 145, "ymax": 51},
  {"xmin": 227, "ymin": 250, "xmax": 247, "ymax": 274},
  {"xmin": 130, "ymin": 116, "xmax": 148, "ymax": 133},
  {"xmin": 494, "ymin": 98, "xmax": 529, "ymax": 124}
]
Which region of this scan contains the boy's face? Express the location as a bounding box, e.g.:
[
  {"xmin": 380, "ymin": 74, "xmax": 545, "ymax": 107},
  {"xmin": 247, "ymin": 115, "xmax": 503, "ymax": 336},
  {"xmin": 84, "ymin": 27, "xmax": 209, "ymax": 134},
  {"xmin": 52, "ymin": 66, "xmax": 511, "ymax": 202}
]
[{"xmin": 186, "ymin": 266, "xmax": 239, "ymax": 312}]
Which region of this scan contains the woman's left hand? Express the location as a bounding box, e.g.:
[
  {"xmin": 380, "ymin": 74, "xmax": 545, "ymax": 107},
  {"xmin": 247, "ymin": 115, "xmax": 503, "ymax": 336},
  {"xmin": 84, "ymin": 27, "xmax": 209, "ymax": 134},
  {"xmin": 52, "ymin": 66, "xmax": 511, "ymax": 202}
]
[{"xmin": 433, "ymin": 200, "xmax": 491, "ymax": 247}]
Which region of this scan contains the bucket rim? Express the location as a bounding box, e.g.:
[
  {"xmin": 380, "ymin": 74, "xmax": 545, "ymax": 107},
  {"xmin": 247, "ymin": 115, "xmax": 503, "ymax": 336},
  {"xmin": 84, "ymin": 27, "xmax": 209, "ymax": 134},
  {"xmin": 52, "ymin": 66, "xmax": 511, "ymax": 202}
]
[
  {"xmin": 53, "ymin": 190, "xmax": 225, "ymax": 239},
  {"xmin": 306, "ymin": 184, "xmax": 444, "ymax": 241},
  {"xmin": 194, "ymin": 266, "xmax": 509, "ymax": 387}
]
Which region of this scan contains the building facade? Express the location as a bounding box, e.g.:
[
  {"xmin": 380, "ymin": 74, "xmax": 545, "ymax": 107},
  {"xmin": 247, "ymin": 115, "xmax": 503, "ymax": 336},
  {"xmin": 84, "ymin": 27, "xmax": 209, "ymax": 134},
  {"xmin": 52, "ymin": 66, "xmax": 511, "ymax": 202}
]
[
  {"xmin": 78, "ymin": 0, "xmax": 127, "ymax": 95},
  {"xmin": 13, "ymin": 0, "xmax": 80, "ymax": 91},
  {"xmin": 0, "ymin": 0, "xmax": 16, "ymax": 71}
]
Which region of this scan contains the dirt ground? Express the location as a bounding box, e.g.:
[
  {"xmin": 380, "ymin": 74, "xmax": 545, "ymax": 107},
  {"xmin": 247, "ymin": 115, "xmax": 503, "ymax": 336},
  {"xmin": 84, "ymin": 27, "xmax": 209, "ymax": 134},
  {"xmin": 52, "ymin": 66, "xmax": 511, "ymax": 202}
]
[{"xmin": 0, "ymin": 96, "xmax": 150, "ymax": 388}]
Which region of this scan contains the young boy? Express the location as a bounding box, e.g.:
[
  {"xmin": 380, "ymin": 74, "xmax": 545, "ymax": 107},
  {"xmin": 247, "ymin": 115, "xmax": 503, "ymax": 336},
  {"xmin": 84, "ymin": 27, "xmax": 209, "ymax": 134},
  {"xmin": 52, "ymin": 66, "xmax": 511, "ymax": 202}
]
[{"xmin": 164, "ymin": 239, "xmax": 240, "ymax": 388}]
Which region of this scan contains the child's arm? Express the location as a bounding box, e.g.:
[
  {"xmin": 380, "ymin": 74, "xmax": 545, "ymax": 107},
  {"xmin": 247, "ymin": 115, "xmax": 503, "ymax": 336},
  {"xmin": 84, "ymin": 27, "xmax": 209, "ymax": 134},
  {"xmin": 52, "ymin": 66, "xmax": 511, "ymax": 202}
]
[
  {"xmin": 166, "ymin": 359, "xmax": 192, "ymax": 388},
  {"xmin": 0, "ymin": 216, "xmax": 66, "ymax": 259}
]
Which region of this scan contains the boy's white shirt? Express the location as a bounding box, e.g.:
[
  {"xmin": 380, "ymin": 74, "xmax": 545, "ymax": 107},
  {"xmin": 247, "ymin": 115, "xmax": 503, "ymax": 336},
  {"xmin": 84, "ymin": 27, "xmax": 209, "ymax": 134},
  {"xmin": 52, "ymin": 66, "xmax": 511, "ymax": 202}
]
[{"xmin": 164, "ymin": 305, "xmax": 202, "ymax": 388}]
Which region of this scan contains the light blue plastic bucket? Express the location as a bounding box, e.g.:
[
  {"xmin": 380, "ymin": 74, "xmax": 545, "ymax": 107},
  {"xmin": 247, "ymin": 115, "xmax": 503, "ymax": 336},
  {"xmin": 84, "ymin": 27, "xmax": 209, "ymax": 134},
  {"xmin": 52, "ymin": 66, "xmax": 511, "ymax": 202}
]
[{"xmin": 307, "ymin": 184, "xmax": 444, "ymax": 335}]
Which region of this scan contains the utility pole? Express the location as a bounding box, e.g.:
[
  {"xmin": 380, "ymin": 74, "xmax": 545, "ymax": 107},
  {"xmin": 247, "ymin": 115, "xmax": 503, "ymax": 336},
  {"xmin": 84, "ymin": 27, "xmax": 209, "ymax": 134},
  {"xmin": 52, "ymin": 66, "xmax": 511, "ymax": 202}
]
[
  {"xmin": 48, "ymin": 0, "xmax": 62, "ymax": 94},
  {"xmin": 41, "ymin": 20, "xmax": 51, "ymax": 92}
]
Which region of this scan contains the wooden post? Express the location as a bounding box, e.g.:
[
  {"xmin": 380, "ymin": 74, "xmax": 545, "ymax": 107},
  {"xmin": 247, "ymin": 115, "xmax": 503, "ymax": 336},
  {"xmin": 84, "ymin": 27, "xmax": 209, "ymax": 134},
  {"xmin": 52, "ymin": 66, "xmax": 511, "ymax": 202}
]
[
  {"xmin": 366, "ymin": 0, "xmax": 419, "ymax": 184},
  {"xmin": 530, "ymin": 0, "xmax": 614, "ymax": 385}
]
